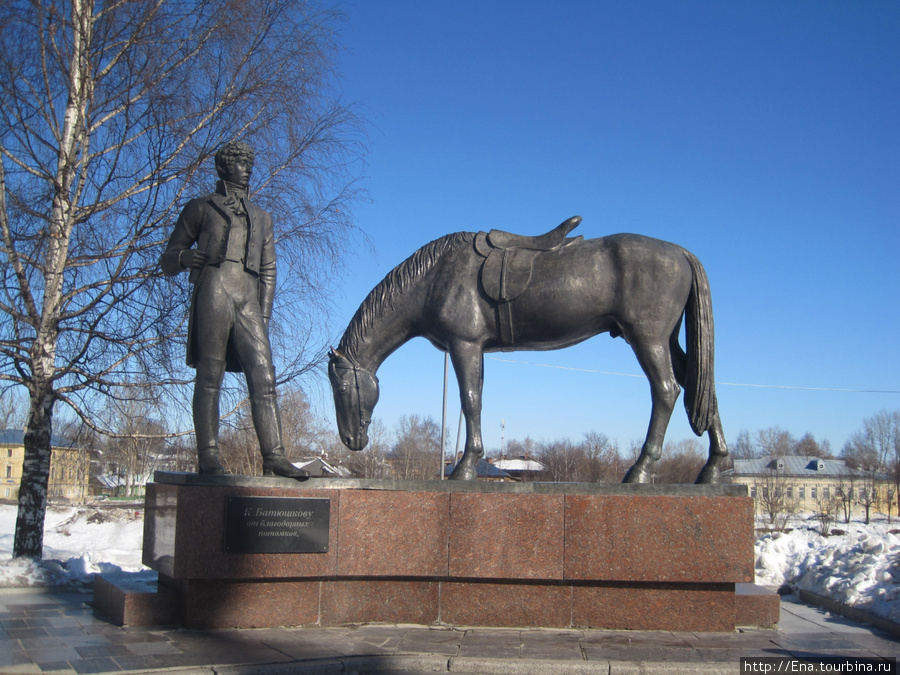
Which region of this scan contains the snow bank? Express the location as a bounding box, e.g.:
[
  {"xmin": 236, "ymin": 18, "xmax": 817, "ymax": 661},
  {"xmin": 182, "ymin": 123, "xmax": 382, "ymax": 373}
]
[
  {"xmin": 755, "ymin": 516, "xmax": 900, "ymax": 625},
  {"xmin": 0, "ymin": 503, "xmax": 146, "ymax": 588}
]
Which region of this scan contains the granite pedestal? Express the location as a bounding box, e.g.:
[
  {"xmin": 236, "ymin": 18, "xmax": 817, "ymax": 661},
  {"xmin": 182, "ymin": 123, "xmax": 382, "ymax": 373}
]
[{"xmin": 96, "ymin": 473, "xmax": 778, "ymax": 631}]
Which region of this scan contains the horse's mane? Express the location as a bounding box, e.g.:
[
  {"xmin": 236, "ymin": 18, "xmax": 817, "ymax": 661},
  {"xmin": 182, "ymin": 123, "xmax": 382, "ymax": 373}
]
[{"xmin": 338, "ymin": 231, "xmax": 476, "ymax": 357}]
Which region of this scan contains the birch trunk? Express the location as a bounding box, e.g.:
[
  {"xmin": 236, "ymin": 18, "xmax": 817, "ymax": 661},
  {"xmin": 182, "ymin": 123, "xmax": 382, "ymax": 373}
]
[{"xmin": 13, "ymin": 0, "xmax": 90, "ymax": 558}]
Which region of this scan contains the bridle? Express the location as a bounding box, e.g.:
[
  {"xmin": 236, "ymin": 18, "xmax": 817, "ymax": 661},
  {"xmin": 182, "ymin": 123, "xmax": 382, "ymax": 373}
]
[{"xmin": 333, "ymin": 354, "xmax": 373, "ymax": 431}]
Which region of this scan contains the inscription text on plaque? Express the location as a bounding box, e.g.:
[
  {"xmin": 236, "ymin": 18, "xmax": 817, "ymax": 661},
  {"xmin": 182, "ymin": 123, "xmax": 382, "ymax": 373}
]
[{"xmin": 224, "ymin": 496, "xmax": 330, "ymax": 553}]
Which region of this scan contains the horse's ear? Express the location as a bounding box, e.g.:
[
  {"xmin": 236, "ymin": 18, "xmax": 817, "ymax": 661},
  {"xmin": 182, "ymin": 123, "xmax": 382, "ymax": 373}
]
[{"xmin": 328, "ymin": 347, "xmax": 348, "ymax": 369}]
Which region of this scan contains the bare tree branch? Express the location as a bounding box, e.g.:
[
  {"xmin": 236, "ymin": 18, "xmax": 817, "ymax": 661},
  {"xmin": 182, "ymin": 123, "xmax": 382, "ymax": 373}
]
[{"xmin": 0, "ymin": 0, "xmax": 365, "ymax": 557}]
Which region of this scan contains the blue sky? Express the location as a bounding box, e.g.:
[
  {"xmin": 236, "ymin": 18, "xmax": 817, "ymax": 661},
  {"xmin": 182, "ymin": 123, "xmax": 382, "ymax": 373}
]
[{"xmin": 315, "ymin": 0, "xmax": 899, "ymax": 455}]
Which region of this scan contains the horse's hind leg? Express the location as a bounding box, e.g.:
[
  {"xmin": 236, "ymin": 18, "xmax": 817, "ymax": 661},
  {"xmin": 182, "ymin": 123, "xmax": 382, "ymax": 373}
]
[
  {"xmin": 696, "ymin": 412, "xmax": 728, "ymax": 484},
  {"xmin": 623, "ymin": 339, "xmax": 681, "ymax": 483},
  {"xmin": 668, "ymin": 322, "xmax": 728, "ymax": 484},
  {"xmin": 669, "ymin": 317, "xmax": 687, "ymax": 384}
]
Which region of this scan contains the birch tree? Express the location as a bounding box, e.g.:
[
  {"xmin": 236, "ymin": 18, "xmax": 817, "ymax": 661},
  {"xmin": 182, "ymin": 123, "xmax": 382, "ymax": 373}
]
[{"xmin": 0, "ymin": 0, "xmax": 363, "ymax": 557}]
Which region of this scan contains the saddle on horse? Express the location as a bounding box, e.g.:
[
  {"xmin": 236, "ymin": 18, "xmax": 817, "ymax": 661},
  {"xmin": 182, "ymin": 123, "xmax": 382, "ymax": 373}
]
[{"xmin": 475, "ymin": 216, "xmax": 583, "ymax": 348}]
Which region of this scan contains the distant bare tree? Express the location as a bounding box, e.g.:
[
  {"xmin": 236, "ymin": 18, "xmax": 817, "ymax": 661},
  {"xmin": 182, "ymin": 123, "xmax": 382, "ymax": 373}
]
[
  {"xmin": 534, "ymin": 434, "xmax": 622, "ymax": 483},
  {"xmin": 99, "ymin": 395, "xmax": 168, "ymax": 497},
  {"xmin": 218, "ymin": 407, "xmax": 262, "ymax": 477},
  {"xmin": 731, "ymin": 430, "xmax": 758, "ymax": 459},
  {"xmin": 0, "ymin": 0, "xmax": 364, "ymax": 556},
  {"xmin": 0, "ymin": 391, "xmax": 24, "ymax": 430},
  {"xmin": 834, "ymin": 474, "xmax": 857, "ymax": 524},
  {"xmin": 163, "ymin": 437, "xmax": 196, "ymax": 474},
  {"xmin": 331, "ymin": 419, "xmax": 391, "ymax": 479},
  {"xmin": 795, "ymin": 433, "xmax": 833, "ymax": 459},
  {"xmin": 757, "ymin": 427, "xmax": 797, "ymax": 457},
  {"xmin": 892, "ymin": 459, "xmax": 900, "ymax": 523},
  {"xmin": 654, "ymin": 438, "xmax": 705, "ymax": 484},
  {"xmin": 754, "ymin": 466, "xmax": 800, "ymax": 530},
  {"xmin": 278, "ymin": 387, "xmax": 329, "ymax": 461},
  {"xmin": 538, "ymin": 439, "xmax": 582, "ymax": 482},
  {"xmin": 391, "ymin": 415, "xmax": 441, "ymax": 480},
  {"xmin": 886, "ymin": 483, "xmax": 896, "ymax": 524},
  {"xmin": 843, "ymin": 410, "xmax": 900, "ymax": 472},
  {"xmin": 581, "ymin": 431, "xmax": 621, "ymax": 483},
  {"xmin": 812, "ymin": 497, "xmax": 837, "ymax": 536},
  {"xmin": 842, "ymin": 439, "xmax": 880, "ymax": 472},
  {"xmin": 502, "ymin": 437, "xmax": 535, "ymax": 460},
  {"xmin": 856, "ymin": 469, "xmax": 880, "ymax": 525}
]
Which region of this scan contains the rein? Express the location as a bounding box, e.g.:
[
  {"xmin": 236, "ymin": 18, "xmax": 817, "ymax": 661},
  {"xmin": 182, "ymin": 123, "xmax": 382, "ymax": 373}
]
[{"xmin": 336, "ymin": 355, "xmax": 372, "ymax": 430}]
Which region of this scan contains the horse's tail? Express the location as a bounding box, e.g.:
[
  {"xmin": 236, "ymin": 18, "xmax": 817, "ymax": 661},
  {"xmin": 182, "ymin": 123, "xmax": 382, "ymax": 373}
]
[{"xmin": 682, "ymin": 250, "xmax": 718, "ymax": 435}]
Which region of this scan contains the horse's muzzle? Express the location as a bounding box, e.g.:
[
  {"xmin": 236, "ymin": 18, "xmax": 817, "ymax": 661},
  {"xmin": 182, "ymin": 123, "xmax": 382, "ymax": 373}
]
[{"xmin": 343, "ymin": 434, "xmax": 367, "ymax": 452}]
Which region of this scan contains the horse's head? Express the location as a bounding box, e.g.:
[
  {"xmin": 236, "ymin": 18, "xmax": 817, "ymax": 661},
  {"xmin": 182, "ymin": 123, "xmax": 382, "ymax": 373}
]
[{"xmin": 328, "ymin": 348, "xmax": 379, "ymax": 451}]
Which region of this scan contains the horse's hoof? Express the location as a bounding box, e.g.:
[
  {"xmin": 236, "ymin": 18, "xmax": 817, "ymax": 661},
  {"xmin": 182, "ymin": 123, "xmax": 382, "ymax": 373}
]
[
  {"xmin": 622, "ymin": 466, "xmax": 649, "ymax": 484},
  {"xmin": 695, "ymin": 466, "xmax": 719, "ymax": 484},
  {"xmin": 449, "ymin": 465, "xmax": 477, "ymax": 481}
]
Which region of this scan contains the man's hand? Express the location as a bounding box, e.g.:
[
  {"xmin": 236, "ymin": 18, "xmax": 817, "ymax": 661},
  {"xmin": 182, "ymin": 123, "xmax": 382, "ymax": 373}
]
[{"xmin": 180, "ymin": 249, "xmax": 209, "ymax": 270}]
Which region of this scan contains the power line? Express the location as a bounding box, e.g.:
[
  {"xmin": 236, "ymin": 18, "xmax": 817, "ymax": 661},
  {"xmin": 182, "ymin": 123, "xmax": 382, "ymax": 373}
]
[{"xmin": 486, "ymin": 357, "xmax": 900, "ymax": 395}]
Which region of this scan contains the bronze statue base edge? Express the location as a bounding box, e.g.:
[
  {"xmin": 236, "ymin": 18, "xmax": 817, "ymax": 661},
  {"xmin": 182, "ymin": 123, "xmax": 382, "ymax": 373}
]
[{"xmin": 151, "ymin": 471, "xmax": 746, "ymax": 496}]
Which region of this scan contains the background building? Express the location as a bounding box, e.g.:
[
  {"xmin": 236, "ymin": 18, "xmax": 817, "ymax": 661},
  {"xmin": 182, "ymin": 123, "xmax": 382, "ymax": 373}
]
[
  {"xmin": 0, "ymin": 429, "xmax": 90, "ymax": 502},
  {"xmin": 725, "ymin": 455, "xmax": 893, "ymax": 522}
]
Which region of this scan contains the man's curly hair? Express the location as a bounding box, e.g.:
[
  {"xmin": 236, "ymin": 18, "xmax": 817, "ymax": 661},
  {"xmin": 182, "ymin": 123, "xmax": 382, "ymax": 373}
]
[{"xmin": 214, "ymin": 140, "xmax": 255, "ymax": 179}]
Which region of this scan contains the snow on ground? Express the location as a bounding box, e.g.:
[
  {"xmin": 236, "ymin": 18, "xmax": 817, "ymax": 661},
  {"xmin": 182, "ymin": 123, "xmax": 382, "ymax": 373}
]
[
  {"xmin": 755, "ymin": 514, "xmax": 900, "ymax": 625},
  {"xmin": 0, "ymin": 503, "xmax": 146, "ymax": 588},
  {"xmin": 0, "ymin": 502, "xmax": 898, "ymax": 627}
]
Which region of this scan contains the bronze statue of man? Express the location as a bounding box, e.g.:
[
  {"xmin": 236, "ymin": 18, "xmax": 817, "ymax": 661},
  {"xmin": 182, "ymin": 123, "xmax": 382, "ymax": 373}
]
[{"xmin": 160, "ymin": 140, "xmax": 307, "ymax": 479}]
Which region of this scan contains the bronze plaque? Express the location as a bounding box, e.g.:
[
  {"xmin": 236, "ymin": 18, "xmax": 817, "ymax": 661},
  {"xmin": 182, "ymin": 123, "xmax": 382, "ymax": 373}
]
[{"xmin": 224, "ymin": 496, "xmax": 330, "ymax": 553}]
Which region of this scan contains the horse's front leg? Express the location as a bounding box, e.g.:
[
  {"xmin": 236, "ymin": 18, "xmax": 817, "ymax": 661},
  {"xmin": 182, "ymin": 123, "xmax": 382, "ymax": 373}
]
[{"xmin": 447, "ymin": 343, "xmax": 484, "ymax": 481}]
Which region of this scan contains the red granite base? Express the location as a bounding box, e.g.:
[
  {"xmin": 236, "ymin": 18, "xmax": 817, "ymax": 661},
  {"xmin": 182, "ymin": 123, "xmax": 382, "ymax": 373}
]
[
  {"xmin": 96, "ymin": 574, "xmax": 777, "ymax": 631},
  {"xmin": 573, "ymin": 583, "xmax": 736, "ymax": 632},
  {"xmin": 735, "ymin": 583, "xmax": 780, "ymax": 628},
  {"xmin": 117, "ymin": 475, "xmax": 767, "ymax": 631},
  {"xmin": 94, "ymin": 572, "xmax": 179, "ymax": 627}
]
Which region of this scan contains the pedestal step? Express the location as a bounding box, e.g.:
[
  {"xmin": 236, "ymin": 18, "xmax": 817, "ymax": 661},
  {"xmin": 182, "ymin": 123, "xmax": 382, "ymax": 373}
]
[{"xmin": 95, "ymin": 573, "xmax": 780, "ymax": 629}]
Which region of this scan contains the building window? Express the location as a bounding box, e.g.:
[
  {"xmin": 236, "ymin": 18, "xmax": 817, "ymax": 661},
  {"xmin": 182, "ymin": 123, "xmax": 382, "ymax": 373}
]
[
  {"xmin": 799, "ymin": 487, "xmax": 805, "ymax": 500},
  {"xmin": 811, "ymin": 487, "xmax": 817, "ymax": 500},
  {"xmin": 6, "ymin": 448, "xmax": 11, "ymax": 457},
  {"xmin": 5, "ymin": 466, "xmax": 9, "ymax": 478},
  {"xmin": 787, "ymin": 487, "xmax": 793, "ymax": 499},
  {"xmin": 750, "ymin": 486, "xmax": 756, "ymax": 498},
  {"xmin": 823, "ymin": 487, "xmax": 830, "ymax": 500},
  {"xmin": 3, "ymin": 488, "xmax": 8, "ymax": 497}
]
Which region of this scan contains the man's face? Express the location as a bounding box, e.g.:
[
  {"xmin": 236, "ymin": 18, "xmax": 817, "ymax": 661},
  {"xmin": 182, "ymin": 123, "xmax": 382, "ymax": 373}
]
[{"xmin": 223, "ymin": 157, "xmax": 252, "ymax": 189}]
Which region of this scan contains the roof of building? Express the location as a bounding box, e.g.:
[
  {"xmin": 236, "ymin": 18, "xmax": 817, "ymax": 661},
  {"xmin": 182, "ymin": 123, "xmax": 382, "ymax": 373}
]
[
  {"xmin": 727, "ymin": 455, "xmax": 887, "ymax": 479},
  {"xmin": 292, "ymin": 457, "xmax": 352, "ymax": 478},
  {"xmin": 0, "ymin": 429, "xmax": 76, "ymax": 448},
  {"xmin": 444, "ymin": 458, "xmax": 510, "ymax": 479},
  {"xmin": 492, "ymin": 458, "xmax": 547, "ymax": 472},
  {"xmin": 92, "ymin": 474, "xmax": 127, "ymax": 489}
]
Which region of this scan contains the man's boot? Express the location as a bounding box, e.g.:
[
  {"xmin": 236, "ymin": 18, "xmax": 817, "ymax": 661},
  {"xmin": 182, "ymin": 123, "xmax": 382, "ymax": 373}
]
[
  {"xmin": 262, "ymin": 446, "xmax": 309, "ymax": 480},
  {"xmin": 198, "ymin": 446, "xmax": 226, "ymax": 475}
]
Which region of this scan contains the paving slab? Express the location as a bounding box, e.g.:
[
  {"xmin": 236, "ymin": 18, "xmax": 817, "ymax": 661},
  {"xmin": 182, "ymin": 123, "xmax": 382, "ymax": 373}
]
[
  {"xmin": 396, "ymin": 628, "xmax": 465, "ymax": 655},
  {"xmin": 0, "ymin": 588, "xmax": 897, "ymax": 674}
]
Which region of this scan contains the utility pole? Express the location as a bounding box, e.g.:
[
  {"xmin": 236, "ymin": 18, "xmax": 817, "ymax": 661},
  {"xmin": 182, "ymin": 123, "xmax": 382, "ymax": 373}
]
[{"xmin": 441, "ymin": 353, "xmax": 449, "ymax": 479}]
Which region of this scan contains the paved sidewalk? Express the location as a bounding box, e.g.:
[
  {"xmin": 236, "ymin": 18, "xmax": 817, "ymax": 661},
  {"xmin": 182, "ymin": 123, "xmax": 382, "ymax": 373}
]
[{"xmin": 0, "ymin": 587, "xmax": 897, "ymax": 674}]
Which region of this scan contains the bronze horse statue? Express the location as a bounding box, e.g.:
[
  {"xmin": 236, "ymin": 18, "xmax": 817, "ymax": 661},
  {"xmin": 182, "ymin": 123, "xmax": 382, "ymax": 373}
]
[{"xmin": 329, "ymin": 217, "xmax": 728, "ymax": 483}]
